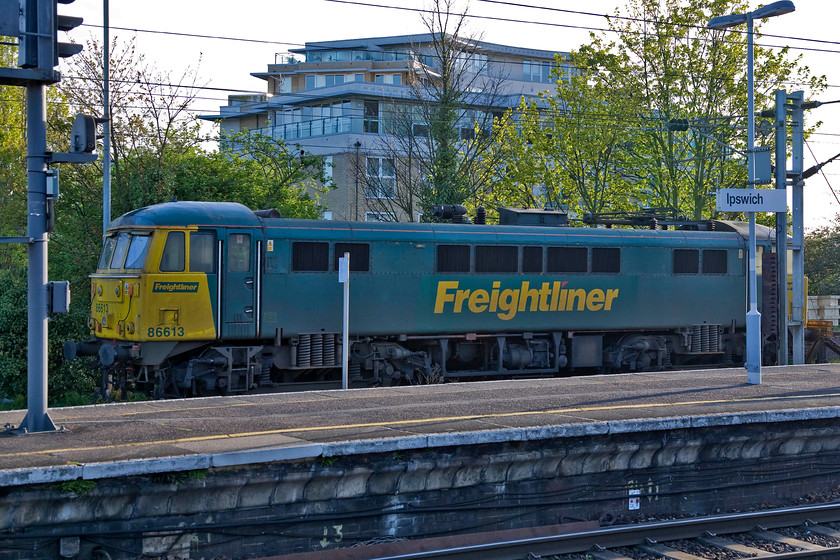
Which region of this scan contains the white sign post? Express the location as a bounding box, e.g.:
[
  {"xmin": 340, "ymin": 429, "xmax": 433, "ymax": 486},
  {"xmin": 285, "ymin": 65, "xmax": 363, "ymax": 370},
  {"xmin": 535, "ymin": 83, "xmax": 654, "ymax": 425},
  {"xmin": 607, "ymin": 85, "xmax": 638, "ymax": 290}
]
[
  {"xmin": 716, "ymin": 188, "xmax": 788, "ymax": 384},
  {"xmin": 338, "ymin": 253, "xmax": 350, "ymax": 390}
]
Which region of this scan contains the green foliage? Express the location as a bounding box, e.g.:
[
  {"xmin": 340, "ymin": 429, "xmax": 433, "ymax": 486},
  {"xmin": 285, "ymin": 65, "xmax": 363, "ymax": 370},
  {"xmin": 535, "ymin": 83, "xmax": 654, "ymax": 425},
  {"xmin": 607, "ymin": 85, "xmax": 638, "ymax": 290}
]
[
  {"xmin": 0, "ymin": 38, "xmax": 325, "ymax": 406},
  {"xmin": 486, "ymin": 0, "xmax": 826, "ymax": 223},
  {"xmin": 481, "ymin": 56, "xmax": 637, "ymax": 220},
  {"xmin": 58, "ymin": 479, "xmax": 97, "ymax": 495},
  {"xmin": 221, "ymin": 130, "xmax": 327, "ymax": 218},
  {"xmin": 0, "ymin": 267, "xmax": 28, "ymax": 402},
  {"xmin": 361, "ymin": 0, "xmax": 510, "ymax": 221},
  {"xmin": 317, "ymin": 456, "xmax": 338, "ymax": 467},
  {"xmin": 805, "ymin": 219, "xmax": 840, "ymax": 296},
  {"xmin": 0, "ymin": 265, "xmax": 97, "ymax": 406},
  {"xmin": 150, "ymin": 469, "xmax": 208, "ymax": 484}
]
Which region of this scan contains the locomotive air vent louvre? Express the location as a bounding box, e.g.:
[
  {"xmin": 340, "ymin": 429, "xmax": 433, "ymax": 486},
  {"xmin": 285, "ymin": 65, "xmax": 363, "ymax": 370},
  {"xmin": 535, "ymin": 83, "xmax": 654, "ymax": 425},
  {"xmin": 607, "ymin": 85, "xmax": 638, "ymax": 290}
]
[
  {"xmin": 295, "ymin": 333, "xmax": 338, "ymax": 368},
  {"xmin": 690, "ymin": 324, "xmax": 721, "ymax": 353},
  {"xmin": 311, "ymin": 335, "xmax": 324, "ymax": 367}
]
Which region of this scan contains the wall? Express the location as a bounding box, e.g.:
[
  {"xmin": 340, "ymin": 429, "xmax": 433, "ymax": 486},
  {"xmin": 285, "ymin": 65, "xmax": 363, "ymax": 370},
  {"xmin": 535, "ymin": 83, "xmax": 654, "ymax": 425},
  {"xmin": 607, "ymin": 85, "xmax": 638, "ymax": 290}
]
[{"xmin": 3, "ymin": 418, "xmax": 840, "ymax": 559}]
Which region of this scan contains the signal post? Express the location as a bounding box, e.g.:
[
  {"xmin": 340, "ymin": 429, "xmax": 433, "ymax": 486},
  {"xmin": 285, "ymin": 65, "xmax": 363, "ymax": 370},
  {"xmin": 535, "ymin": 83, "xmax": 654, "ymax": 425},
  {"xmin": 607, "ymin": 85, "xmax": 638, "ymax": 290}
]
[{"xmin": 0, "ymin": 0, "xmax": 95, "ymax": 433}]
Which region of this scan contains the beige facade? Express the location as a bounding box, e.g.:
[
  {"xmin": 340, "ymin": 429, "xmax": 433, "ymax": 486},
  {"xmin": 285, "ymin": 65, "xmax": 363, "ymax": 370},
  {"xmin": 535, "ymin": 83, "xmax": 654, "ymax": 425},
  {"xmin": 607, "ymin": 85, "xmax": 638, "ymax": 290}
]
[{"xmin": 203, "ymin": 34, "xmax": 567, "ymax": 221}]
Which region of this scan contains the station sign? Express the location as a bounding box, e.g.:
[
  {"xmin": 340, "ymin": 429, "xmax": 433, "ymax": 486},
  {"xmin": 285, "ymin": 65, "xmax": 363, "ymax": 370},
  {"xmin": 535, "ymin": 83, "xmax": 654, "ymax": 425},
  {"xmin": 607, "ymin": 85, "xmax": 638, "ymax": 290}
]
[{"xmin": 716, "ymin": 188, "xmax": 787, "ymax": 213}]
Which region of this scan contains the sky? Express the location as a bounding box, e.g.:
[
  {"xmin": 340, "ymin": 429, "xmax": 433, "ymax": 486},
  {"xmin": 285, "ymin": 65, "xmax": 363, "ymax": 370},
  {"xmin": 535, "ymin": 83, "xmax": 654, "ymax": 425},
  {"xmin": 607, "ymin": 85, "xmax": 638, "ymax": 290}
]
[{"xmin": 61, "ymin": 0, "xmax": 840, "ymax": 230}]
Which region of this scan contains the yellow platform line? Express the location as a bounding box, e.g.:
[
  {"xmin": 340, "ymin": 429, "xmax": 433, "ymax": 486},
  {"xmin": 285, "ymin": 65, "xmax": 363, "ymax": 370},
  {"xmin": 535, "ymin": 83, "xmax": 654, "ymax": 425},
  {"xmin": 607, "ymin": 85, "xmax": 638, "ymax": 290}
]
[{"xmin": 2, "ymin": 392, "xmax": 839, "ymax": 461}]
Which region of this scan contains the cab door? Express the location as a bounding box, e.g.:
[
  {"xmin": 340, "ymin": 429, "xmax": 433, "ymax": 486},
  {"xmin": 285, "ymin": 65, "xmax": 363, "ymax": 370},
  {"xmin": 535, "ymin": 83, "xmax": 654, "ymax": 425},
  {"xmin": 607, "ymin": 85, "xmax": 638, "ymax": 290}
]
[{"xmin": 221, "ymin": 230, "xmax": 258, "ymax": 339}]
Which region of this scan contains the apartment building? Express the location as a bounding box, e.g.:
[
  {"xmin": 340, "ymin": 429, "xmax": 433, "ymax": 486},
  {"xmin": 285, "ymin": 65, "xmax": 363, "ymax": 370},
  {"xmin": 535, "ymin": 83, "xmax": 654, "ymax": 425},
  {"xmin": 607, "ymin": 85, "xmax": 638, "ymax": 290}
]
[{"xmin": 203, "ymin": 34, "xmax": 566, "ymax": 221}]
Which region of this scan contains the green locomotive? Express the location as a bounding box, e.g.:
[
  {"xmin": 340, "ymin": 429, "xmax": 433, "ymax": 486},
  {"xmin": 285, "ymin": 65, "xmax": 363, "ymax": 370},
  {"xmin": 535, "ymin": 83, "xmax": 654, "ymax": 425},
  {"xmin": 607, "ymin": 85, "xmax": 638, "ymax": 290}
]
[{"xmin": 65, "ymin": 201, "xmax": 777, "ymax": 397}]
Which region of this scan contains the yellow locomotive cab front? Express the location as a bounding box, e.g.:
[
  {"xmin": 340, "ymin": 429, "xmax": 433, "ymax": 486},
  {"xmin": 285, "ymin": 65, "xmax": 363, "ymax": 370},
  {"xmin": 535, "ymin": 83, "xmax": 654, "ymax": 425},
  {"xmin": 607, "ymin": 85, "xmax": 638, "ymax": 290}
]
[{"xmin": 89, "ymin": 227, "xmax": 217, "ymax": 345}]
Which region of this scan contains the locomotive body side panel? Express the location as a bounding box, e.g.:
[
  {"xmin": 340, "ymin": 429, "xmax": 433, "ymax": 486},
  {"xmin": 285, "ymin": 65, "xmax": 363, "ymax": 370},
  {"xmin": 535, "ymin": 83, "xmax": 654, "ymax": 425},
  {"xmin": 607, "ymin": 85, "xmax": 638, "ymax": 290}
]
[{"xmin": 259, "ymin": 221, "xmax": 748, "ymax": 338}]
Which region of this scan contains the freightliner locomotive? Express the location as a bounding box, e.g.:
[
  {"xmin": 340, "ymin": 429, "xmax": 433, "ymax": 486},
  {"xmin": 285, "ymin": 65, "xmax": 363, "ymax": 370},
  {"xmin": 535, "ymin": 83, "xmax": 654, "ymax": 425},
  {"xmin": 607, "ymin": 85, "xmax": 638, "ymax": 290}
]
[{"xmin": 65, "ymin": 201, "xmax": 780, "ymax": 397}]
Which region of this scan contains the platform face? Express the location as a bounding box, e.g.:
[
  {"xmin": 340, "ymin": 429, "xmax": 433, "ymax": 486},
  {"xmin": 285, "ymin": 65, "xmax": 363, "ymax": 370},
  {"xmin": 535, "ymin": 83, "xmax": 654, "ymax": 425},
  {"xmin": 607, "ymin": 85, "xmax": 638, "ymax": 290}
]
[{"xmin": 2, "ymin": 364, "xmax": 840, "ymax": 482}]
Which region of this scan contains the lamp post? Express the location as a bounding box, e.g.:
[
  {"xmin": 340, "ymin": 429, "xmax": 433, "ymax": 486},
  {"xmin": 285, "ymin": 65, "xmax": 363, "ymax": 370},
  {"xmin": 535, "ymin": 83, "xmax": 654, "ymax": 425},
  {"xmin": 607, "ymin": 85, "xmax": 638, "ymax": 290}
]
[{"xmin": 707, "ymin": 0, "xmax": 795, "ymax": 384}]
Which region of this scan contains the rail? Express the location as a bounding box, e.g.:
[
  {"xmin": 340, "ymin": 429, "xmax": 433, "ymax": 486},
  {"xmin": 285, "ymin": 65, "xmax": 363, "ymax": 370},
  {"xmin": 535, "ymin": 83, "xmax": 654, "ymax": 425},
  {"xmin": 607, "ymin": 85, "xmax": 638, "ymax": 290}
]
[{"xmin": 353, "ymin": 503, "xmax": 840, "ymax": 560}]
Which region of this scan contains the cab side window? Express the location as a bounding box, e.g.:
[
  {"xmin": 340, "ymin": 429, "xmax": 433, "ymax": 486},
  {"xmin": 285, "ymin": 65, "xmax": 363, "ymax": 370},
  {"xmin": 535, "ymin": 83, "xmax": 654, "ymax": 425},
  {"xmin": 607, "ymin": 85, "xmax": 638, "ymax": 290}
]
[
  {"xmin": 160, "ymin": 231, "xmax": 185, "ymax": 272},
  {"xmin": 228, "ymin": 233, "xmax": 251, "ymax": 272},
  {"xmin": 190, "ymin": 231, "xmax": 216, "ymax": 273},
  {"xmin": 124, "ymin": 235, "xmax": 151, "ymax": 270},
  {"xmin": 110, "ymin": 232, "xmax": 130, "ymax": 269},
  {"xmin": 98, "ymin": 236, "xmax": 117, "ymax": 270}
]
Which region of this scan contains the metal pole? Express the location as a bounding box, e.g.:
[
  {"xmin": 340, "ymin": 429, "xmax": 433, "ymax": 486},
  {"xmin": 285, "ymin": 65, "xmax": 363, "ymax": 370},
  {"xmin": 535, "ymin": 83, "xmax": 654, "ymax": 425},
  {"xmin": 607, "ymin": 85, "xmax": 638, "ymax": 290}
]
[
  {"xmin": 790, "ymin": 91, "xmax": 805, "ymax": 364},
  {"xmin": 19, "ymin": 82, "xmax": 56, "ymax": 433},
  {"xmin": 340, "ymin": 252, "xmax": 350, "ymax": 390},
  {"xmin": 745, "ymin": 17, "xmax": 761, "ymax": 384},
  {"xmin": 102, "ymin": 0, "xmax": 110, "ymax": 235},
  {"xmin": 354, "ymin": 141, "xmax": 360, "ymax": 221},
  {"xmin": 774, "ymin": 89, "xmax": 787, "ymax": 365}
]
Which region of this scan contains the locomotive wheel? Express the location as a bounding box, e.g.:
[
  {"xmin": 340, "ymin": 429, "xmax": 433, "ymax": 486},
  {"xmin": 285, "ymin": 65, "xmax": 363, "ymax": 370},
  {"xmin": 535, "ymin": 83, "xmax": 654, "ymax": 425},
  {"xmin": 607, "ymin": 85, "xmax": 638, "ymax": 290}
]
[
  {"xmin": 152, "ymin": 367, "xmax": 181, "ymax": 399},
  {"xmin": 193, "ymin": 380, "xmax": 222, "ymax": 398}
]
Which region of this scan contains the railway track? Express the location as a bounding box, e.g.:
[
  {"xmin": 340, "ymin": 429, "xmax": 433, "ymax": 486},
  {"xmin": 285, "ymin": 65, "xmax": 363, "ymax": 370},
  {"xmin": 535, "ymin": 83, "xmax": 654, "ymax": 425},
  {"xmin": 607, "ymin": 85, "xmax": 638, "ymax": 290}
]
[{"xmin": 361, "ymin": 503, "xmax": 840, "ymax": 560}]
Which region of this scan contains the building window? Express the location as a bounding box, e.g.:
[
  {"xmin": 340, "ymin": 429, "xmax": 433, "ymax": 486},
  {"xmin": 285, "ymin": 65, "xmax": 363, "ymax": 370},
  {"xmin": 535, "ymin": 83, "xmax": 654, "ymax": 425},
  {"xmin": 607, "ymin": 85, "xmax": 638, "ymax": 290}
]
[
  {"xmin": 325, "ymin": 74, "xmax": 345, "ymax": 87},
  {"xmin": 375, "ymin": 74, "xmax": 402, "ymax": 85},
  {"xmin": 365, "ymin": 157, "xmax": 396, "ymax": 198},
  {"xmin": 364, "ymin": 100, "xmax": 379, "ymax": 133},
  {"xmin": 523, "ymin": 60, "xmax": 553, "ymax": 83},
  {"xmin": 365, "ymin": 212, "xmax": 396, "ymax": 222}
]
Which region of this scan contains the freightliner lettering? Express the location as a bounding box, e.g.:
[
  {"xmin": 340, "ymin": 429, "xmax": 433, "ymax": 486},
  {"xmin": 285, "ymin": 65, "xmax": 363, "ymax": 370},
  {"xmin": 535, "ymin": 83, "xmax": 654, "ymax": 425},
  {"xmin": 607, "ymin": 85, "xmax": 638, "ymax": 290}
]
[{"xmin": 434, "ymin": 280, "xmax": 619, "ymax": 321}]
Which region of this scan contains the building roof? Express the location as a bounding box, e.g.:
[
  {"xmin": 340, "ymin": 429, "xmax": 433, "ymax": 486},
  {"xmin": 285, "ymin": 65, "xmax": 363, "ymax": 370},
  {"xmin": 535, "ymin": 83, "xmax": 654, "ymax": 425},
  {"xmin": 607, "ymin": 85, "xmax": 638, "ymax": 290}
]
[{"xmin": 291, "ymin": 33, "xmax": 563, "ymax": 60}]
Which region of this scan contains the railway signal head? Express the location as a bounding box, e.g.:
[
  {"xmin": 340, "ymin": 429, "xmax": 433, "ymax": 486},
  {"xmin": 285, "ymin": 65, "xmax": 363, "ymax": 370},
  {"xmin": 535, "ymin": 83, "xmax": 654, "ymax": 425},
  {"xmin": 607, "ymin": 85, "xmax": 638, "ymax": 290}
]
[{"xmin": 18, "ymin": 0, "xmax": 84, "ymax": 72}]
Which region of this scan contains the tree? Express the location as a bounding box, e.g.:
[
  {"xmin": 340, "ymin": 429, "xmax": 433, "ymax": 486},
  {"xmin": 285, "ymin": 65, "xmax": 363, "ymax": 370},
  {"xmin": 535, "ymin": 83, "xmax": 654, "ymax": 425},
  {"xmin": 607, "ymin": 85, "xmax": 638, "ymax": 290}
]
[
  {"xmin": 481, "ymin": 51, "xmax": 637, "ymax": 220},
  {"xmin": 0, "ymin": 46, "xmax": 27, "ymax": 271},
  {"xmin": 805, "ymin": 220, "xmax": 840, "ymax": 296},
  {"xmin": 221, "ymin": 130, "xmax": 328, "ymax": 217},
  {"xmin": 487, "ymin": 0, "xmax": 826, "ymax": 222},
  {"xmin": 361, "ymin": 0, "xmax": 512, "ymax": 222},
  {"xmin": 0, "ymin": 42, "xmax": 93, "ymax": 405},
  {"xmin": 0, "ymin": 35, "xmax": 328, "ymax": 405}
]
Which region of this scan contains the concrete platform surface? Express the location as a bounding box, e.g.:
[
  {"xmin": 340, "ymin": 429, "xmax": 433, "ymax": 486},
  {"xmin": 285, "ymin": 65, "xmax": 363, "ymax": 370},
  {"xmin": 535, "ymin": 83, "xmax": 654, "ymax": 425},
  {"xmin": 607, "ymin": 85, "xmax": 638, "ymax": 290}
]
[{"xmin": 1, "ymin": 364, "xmax": 840, "ymax": 486}]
